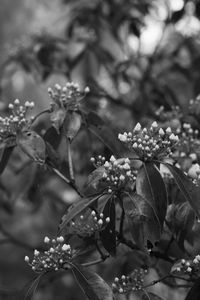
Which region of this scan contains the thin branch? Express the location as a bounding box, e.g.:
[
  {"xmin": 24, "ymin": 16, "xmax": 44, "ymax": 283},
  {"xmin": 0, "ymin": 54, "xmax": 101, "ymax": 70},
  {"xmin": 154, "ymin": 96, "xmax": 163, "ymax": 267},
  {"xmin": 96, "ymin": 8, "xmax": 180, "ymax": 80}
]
[
  {"xmin": 81, "ymin": 255, "xmax": 109, "ymax": 267},
  {"xmin": 67, "ymin": 139, "xmax": 74, "ymax": 181}
]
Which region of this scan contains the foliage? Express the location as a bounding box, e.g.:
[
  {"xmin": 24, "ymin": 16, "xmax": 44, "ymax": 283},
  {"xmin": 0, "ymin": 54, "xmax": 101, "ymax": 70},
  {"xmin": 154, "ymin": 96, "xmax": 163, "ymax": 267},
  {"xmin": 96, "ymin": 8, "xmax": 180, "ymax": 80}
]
[{"xmin": 1, "ymin": 1, "xmax": 200, "ymax": 300}]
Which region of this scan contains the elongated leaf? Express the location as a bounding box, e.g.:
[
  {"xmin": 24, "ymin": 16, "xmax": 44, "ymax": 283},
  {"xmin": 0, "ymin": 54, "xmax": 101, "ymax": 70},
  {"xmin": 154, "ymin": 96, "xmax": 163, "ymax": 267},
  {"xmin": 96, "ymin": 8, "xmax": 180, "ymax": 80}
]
[
  {"xmin": 185, "ymin": 278, "xmax": 200, "ymax": 300},
  {"xmin": 0, "ymin": 146, "xmax": 15, "ymax": 175},
  {"xmin": 100, "ymin": 197, "xmax": 116, "ymax": 256},
  {"xmin": 164, "ymin": 163, "xmax": 200, "ymax": 218},
  {"xmin": 59, "ymin": 194, "xmax": 111, "ymax": 233},
  {"xmin": 17, "ymin": 131, "xmax": 46, "ymax": 164},
  {"xmin": 43, "ymin": 126, "xmax": 62, "ymax": 150},
  {"xmin": 142, "ymin": 292, "xmax": 164, "ymax": 300},
  {"xmin": 64, "ymin": 111, "xmax": 82, "ymax": 142},
  {"xmin": 71, "ymin": 264, "xmax": 114, "ymax": 300},
  {"xmin": 123, "ymin": 193, "xmax": 159, "ymax": 249},
  {"xmin": 136, "ymin": 163, "xmax": 168, "ymax": 239},
  {"xmin": 50, "ymin": 107, "xmax": 66, "ymax": 133}
]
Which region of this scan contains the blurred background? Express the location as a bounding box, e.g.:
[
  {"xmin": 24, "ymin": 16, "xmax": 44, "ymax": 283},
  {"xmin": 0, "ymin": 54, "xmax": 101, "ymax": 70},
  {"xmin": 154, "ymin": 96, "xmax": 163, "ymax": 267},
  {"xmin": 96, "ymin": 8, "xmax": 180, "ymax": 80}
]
[{"xmin": 0, "ymin": 0, "xmax": 200, "ymax": 299}]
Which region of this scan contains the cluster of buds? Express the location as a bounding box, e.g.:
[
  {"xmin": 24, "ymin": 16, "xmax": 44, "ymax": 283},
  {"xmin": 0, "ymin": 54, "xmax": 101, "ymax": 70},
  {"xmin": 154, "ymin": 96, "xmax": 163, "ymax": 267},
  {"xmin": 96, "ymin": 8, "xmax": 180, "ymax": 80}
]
[
  {"xmin": 48, "ymin": 82, "xmax": 90, "ymax": 112},
  {"xmin": 69, "ymin": 210, "xmax": 110, "ymax": 237},
  {"xmin": 174, "ymin": 123, "xmax": 200, "ymax": 158},
  {"xmin": 0, "ymin": 99, "xmax": 34, "ymax": 141},
  {"xmin": 188, "ymin": 95, "xmax": 200, "ymax": 116},
  {"xmin": 25, "ymin": 236, "xmax": 72, "ymax": 273},
  {"xmin": 112, "ymin": 269, "xmax": 148, "ymax": 294},
  {"xmin": 172, "ymin": 256, "xmax": 200, "ymax": 276},
  {"xmin": 156, "ymin": 105, "xmax": 182, "ymax": 125},
  {"xmin": 90, "ymin": 155, "xmax": 137, "ymax": 193},
  {"xmin": 118, "ymin": 122, "xmax": 179, "ymax": 161}
]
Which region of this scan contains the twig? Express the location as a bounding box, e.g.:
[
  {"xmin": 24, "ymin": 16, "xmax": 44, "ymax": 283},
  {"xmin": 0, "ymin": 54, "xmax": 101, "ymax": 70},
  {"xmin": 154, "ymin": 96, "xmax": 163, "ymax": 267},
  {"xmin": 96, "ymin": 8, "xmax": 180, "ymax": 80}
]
[
  {"xmin": 81, "ymin": 255, "xmax": 109, "ymax": 267},
  {"xmin": 67, "ymin": 139, "xmax": 74, "ymax": 181}
]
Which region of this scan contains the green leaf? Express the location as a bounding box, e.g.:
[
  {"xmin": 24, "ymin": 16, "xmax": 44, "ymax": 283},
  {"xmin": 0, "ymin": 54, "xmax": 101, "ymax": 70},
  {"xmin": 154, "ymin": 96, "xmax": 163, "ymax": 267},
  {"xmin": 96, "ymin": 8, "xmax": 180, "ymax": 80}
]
[
  {"xmin": 123, "ymin": 193, "xmax": 159, "ymax": 249},
  {"xmin": 71, "ymin": 264, "xmax": 114, "ymax": 300},
  {"xmin": 0, "ymin": 146, "xmax": 15, "ymax": 175},
  {"xmin": 43, "ymin": 126, "xmax": 62, "ymax": 150},
  {"xmin": 100, "ymin": 197, "xmax": 116, "ymax": 256},
  {"xmin": 59, "ymin": 194, "xmax": 111, "ymax": 233},
  {"xmin": 136, "ymin": 163, "xmax": 168, "ymax": 241},
  {"xmin": 185, "ymin": 278, "xmax": 200, "ymax": 300},
  {"xmin": 17, "ymin": 131, "xmax": 46, "ymax": 164},
  {"xmin": 164, "ymin": 163, "xmax": 200, "ymax": 218},
  {"xmin": 63, "ymin": 111, "xmax": 82, "ymax": 142}
]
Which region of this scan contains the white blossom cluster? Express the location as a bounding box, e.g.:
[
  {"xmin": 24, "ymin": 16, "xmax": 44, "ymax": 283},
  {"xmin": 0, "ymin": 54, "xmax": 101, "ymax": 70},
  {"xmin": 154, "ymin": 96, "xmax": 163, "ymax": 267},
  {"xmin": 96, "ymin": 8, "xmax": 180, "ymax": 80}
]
[
  {"xmin": 118, "ymin": 122, "xmax": 179, "ymax": 161},
  {"xmin": 0, "ymin": 99, "xmax": 34, "ymax": 141},
  {"xmin": 48, "ymin": 82, "xmax": 89, "ymax": 111},
  {"xmin": 174, "ymin": 123, "xmax": 200, "ymax": 158},
  {"xmin": 172, "ymin": 256, "xmax": 200, "ymax": 275},
  {"xmin": 70, "ymin": 210, "xmax": 110, "ymax": 237},
  {"xmin": 112, "ymin": 269, "xmax": 148, "ymax": 294},
  {"xmin": 90, "ymin": 155, "xmax": 137, "ymax": 193},
  {"xmin": 25, "ymin": 236, "xmax": 72, "ymax": 273}
]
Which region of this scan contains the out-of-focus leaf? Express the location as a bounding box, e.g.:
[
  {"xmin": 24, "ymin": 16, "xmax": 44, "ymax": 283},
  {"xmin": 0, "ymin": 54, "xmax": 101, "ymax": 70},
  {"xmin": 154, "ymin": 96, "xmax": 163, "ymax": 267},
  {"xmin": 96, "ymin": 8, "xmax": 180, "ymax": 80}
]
[
  {"xmin": 84, "ymin": 111, "xmax": 121, "ymax": 156},
  {"xmin": 43, "ymin": 126, "xmax": 62, "ymax": 150},
  {"xmin": 59, "ymin": 194, "xmax": 111, "ymax": 233},
  {"xmin": 50, "ymin": 107, "xmax": 66, "ymax": 133},
  {"xmin": 136, "ymin": 163, "xmax": 168, "ymax": 237},
  {"xmin": 185, "ymin": 278, "xmax": 200, "ymax": 300},
  {"xmin": 100, "ymin": 197, "xmax": 116, "ymax": 256},
  {"xmin": 17, "ymin": 131, "xmax": 46, "ymax": 164},
  {"xmin": 86, "ymin": 166, "xmax": 105, "ymax": 190},
  {"xmin": 71, "ymin": 264, "xmax": 114, "ymax": 300},
  {"xmin": 0, "ymin": 146, "xmax": 15, "ymax": 175},
  {"xmin": 142, "ymin": 292, "xmax": 164, "ymax": 300},
  {"xmin": 123, "ymin": 193, "xmax": 159, "ymax": 249},
  {"xmin": 64, "ymin": 111, "xmax": 82, "ymax": 142},
  {"xmin": 164, "ymin": 163, "xmax": 200, "ymax": 218}
]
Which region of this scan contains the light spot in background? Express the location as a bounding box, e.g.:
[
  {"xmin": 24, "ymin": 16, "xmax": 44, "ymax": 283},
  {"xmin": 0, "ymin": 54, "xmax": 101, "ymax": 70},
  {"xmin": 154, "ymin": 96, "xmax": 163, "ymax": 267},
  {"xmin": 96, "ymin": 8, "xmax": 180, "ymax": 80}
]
[{"xmin": 169, "ymin": 0, "xmax": 184, "ymax": 11}]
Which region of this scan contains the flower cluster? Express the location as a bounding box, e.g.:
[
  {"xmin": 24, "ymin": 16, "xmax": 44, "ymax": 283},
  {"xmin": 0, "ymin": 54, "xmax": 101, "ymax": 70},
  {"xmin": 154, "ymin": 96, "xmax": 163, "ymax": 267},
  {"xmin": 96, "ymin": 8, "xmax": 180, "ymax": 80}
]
[
  {"xmin": 90, "ymin": 155, "xmax": 137, "ymax": 193},
  {"xmin": 174, "ymin": 123, "xmax": 200, "ymax": 158},
  {"xmin": 0, "ymin": 99, "xmax": 34, "ymax": 142},
  {"xmin": 118, "ymin": 122, "xmax": 179, "ymax": 161},
  {"xmin": 112, "ymin": 269, "xmax": 148, "ymax": 294},
  {"xmin": 69, "ymin": 210, "xmax": 110, "ymax": 237},
  {"xmin": 25, "ymin": 236, "xmax": 72, "ymax": 273},
  {"xmin": 172, "ymin": 256, "xmax": 200, "ymax": 276},
  {"xmin": 48, "ymin": 82, "xmax": 90, "ymax": 112}
]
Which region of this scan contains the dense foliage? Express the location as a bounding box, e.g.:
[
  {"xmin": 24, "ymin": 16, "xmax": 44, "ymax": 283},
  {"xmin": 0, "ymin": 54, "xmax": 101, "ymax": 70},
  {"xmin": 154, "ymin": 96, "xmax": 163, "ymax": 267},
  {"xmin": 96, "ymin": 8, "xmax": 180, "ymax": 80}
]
[{"xmin": 1, "ymin": 1, "xmax": 200, "ymax": 300}]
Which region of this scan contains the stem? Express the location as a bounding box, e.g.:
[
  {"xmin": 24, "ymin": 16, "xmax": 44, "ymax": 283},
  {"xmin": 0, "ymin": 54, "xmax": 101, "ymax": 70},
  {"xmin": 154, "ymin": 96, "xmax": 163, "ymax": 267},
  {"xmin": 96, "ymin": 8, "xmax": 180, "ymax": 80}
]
[
  {"xmin": 67, "ymin": 139, "xmax": 74, "ymax": 181},
  {"xmin": 81, "ymin": 256, "xmax": 109, "ymax": 267}
]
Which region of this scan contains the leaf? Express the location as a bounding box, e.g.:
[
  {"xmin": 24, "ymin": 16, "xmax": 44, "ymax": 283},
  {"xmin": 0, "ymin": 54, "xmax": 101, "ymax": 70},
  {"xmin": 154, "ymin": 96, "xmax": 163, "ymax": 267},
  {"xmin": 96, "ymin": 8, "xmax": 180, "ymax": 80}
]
[
  {"xmin": 45, "ymin": 141, "xmax": 61, "ymax": 168},
  {"xmin": 164, "ymin": 163, "xmax": 200, "ymax": 218},
  {"xmin": 185, "ymin": 278, "xmax": 200, "ymax": 300},
  {"xmin": 50, "ymin": 107, "xmax": 66, "ymax": 133},
  {"xmin": 63, "ymin": 111, "xmax": 82, "ymax": 142},
  {"xmin": 142, "ymin": 291, "xmax": 164, "ymax": 300},
  {"xmin": 136, "ymin": 163, "xmax": 168, "ymax": 240},
  {"xmin": 86, "ymin": 166, "xmax": 106, "ymax": 189},
  {"xmin": 59, "ymin": 194, "xmax": 111, "ymax": 233},
  {"xmin": 17, "ymin": 131, "xmax": 46, "ymax": 164},
  {"xmin": 84, "ymin": 112, "xmax": 121, "ymax": 156},
  {"xmin": 100, "ymin": 197, "xmax": 116, "ymax": 256},
  {"xmin": 0, "ymin": 146, "xmax": 15, "ymax": 175},
  {"xmin": 43, "ymin": 126, "xmax": 62, "ymax": 150},
  {"xmin": 123, "ymin": 193, "xmax": 159, "ymax": 249},
  {"xmin": 71, "ymin": 264, "xmax": 114, "ymax": 300}
]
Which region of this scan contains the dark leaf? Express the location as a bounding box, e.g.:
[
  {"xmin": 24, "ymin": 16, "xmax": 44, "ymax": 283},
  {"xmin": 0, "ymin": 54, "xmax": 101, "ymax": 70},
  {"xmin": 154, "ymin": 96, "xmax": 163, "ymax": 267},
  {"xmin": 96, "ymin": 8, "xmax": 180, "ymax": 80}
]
[
  {"xmin": 136, "ymin": 163, "xmax": 168, "ymax": 239},
  {"xmin": 71, "ymin": 264, "xmax": 114, "ymax": 300},
  {"xmin": 100, "ymin": 197, "xmax": 116, "ymax": 256},
  {"xmin": 17, "ymin": 131, "xmax": 46, "ymax": 164},
  {"xmin": 59, "ymin": 194, "xmax": 111, "ymax": 233},
  {"xmin": 43, "ymin": 126, "xmax": 62, "ymax": 150},
  {"xmin": 164, "ymin": 163, "xmax": 200, "ymax": 218},
  {"xmin": 50, "ymin": 107, "xmax": 66, "ymax": 133},
  {"xmin": 0, "ymin": 146, "xmax": 15, "ymax": 175},
  {"xmin": 123, "ymin": 193, "xmax": 159, "ymax": 249},
  {"xmin": 185, "ymin": 278, "xmax": 200, "ymax": 300},
  {"xmin": 45, "ymin": 141, "xmax": 61, "ymax": 169},
  {"xmin": 63, "ymin": 111, "xmax": 82, "ymax": 142}
]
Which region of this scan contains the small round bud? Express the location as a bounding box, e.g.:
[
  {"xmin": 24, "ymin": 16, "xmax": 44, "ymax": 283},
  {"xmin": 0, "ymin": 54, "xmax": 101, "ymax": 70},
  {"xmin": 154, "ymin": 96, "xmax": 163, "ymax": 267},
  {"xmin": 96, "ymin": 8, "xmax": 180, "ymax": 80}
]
[
  {"xmin": 44, "ymin": 236, "xmax": 50, "ymax": 243},
  {"xmin": 25, "ymin": 256, "xmax": 30, "ymax": 263},
  {"xmin": 14, "ymin": 99, "xmax": 20, "ymax": 105}
]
